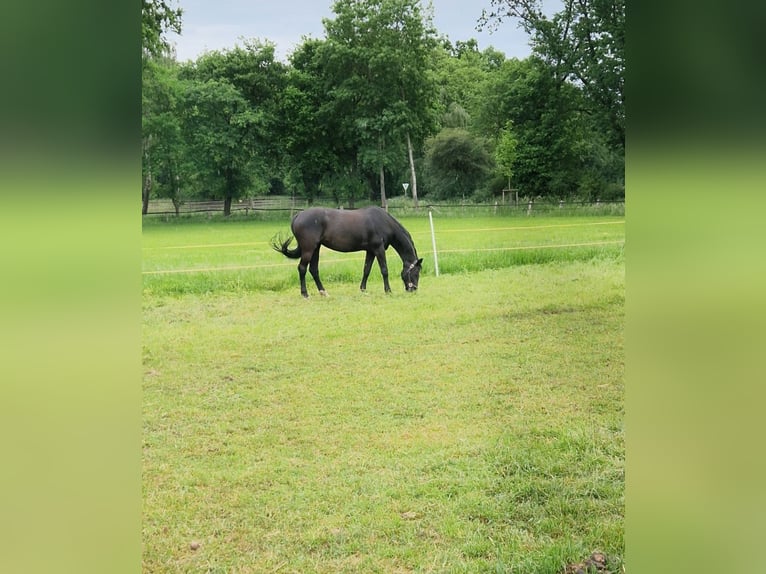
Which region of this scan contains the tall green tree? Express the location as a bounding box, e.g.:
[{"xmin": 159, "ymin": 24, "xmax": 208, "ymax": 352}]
[
  {"xmin": 142, "ymin": 59, "xmax": 187, "ymax": 214},
  {"xmin": 495, "ymin": 120, "xmax": 518, "ymax": 194},
  {"xmin": 142, "ymin": 0, "xmax": 182, "ymax": 60},
  {"xmin": 185, "ymin": 41, "xmax": 288, "ymax": 178},
  {"xmin": 423, "ymin": 128, "xmax": 493, "ymax": 199},
  {"xmin": 479, "ymin": 0, "xmax": 625, "ymax": 148},
  {"xmin": 282, "ymin": 39, "xmax": 343, "ymax": 203},
  {"xmin": 178, "ymin": 77, "xmax": 261, "ymax": 215},
  {"xmin": 488, "ymin": 56, "xmax": 618, "ymax": 199},
  {"xmin": 175, "ymin": 44, "xmax": 288, "ymax": 212},
  {"xmin": 322, "ymin": 0, "xmax": 438, "ymax": 207},
  {"xmin": 432, "ymin": 40, "xmax": 502, "ymax": 129},
  {"xmin": 142, "ymin": 0, "xmax": 182, "ymax": 213}
]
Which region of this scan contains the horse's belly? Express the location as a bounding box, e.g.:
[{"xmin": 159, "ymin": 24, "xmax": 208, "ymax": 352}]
[{"xmin": 322, "ymin": 236, "xmax": 371, "ymax": 252}]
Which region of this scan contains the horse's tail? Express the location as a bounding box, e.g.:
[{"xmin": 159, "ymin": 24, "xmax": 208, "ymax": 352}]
[{"xmin": 271, "ymin": 233, "xmax": 301, "ymax": 259}]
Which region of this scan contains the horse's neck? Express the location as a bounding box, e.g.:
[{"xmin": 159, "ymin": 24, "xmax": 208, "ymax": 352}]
[{"xmin": 390, "ymin": 226, "xmax": 417, "ymax": 263}]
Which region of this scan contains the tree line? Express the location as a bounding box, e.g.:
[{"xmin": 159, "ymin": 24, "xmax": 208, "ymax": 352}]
[{"xmin": 142, "ymin": 0, "xmax": 624, "ymax": 215}]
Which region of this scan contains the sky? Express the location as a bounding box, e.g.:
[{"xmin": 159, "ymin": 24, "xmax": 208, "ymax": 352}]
[{"xmin": 167, "ymin": 0, "xmax": 536, "ymax": 63}]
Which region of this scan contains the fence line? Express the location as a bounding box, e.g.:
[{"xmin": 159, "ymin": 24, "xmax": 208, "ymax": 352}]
[
  {"xmin": 143, "ymin": 260, "xmax": 300, "ymax": 275},
  {"xmin": 142, "ymin": 241, "xmax": 268, "ymax": 251},
  {"xmin": 143, "ymin": 197, "xmax": 625, "ymax": 216},
  {"xmin": 436, "ymin": 240, "xmax": 624, "ymax": 254},
  {"xmin": 142, "ymin": 220, "xmax": 624, "ymax": 252},
  {"xmin": 414, "ymin": 220, "xmax": 625, "ymax": 235},
  {"xmin": 143, "ymin": 197, "xmax": 307, "ymax": 216},
  {"xmin": 142, "ymin": 240, "xmax": 624, "ymax": 276}
]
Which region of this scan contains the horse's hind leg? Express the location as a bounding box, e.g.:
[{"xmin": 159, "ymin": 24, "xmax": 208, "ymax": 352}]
[
  {"xmin": 297, "ymin": 251, "xmax": 311, "ymax": 298},
  {"xmin": 360, "ymin": 251, "xmax": 375, "ymax": 292},
  {"xmin": 308, "ymin": 247, "xmax": 328, "ymax": 296}
]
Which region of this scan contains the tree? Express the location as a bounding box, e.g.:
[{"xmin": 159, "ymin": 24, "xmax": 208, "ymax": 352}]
[
  {"xmin": 186, "ymin": 41, "xmax": 288, "ymax": 177},
  {"xmin": 423, "ymin": 129, "xmax": 493, "ymax": 199},
  {"xmin": 322, "ymin": 0, "xmax": 438, "ymax": 208},
  {"xmin": 142, "ymin": 59, "xmax": 187, "ymax": 214},
  {"xmin": 509, "ymin": 58, "xmax": 585, "ymax": 198},
  {"xmin": 174, "ymin": 44, "xmax": 289, "ymax": 213},
  {"xmin": 479, "ymin": 0, "xmax": 625, "ymax": 149},
  {"xmin": 495, "ymin": 120, "xmax": 518, "ymax": 194},
  {"xmin": 142, "ymin": 1, "xmax": 182, "ymax": 213},
  {"xmin": 142, "ymin": 0, "xmax": 182, "ymax": 60},
  {"xmin": 441, "ymin": 102, "xmax": 471, "ymax": 129},
  {"xmin": 282, "ymin": 39, "xmax": 345, "ymax": 203},
  {"xmin": 432, "ymin": 42, "xmax": 503, "ymax": 132},
  {"xmin": 492, "ymin": 57, "xmax": 616, "ymax": 199},
  {"xmin": 178, "ymin": 77, "xmax": 261, "ymax": 216}
]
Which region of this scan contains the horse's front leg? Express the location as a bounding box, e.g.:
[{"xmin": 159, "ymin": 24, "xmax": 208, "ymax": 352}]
[
  {"xmin": 308, "ymin": 247, "xmax": 328, "ymax": 296},
  {"xmin": 360, "ymin": 251, "xmax": 375, "ymax": 292},
  {"xmin": 375, "ymin": 249, "xmax": 391, "ymax": 293}
]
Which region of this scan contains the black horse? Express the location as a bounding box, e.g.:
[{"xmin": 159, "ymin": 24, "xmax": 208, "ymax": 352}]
[{"xmin": 272, "ymin": 207, "xmax": 423, "ymax": 298}]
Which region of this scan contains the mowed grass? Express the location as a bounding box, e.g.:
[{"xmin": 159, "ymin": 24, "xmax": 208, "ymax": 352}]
[{"xmin": 142, "ymin": 213, "xmax": 624, "ymax": 573}]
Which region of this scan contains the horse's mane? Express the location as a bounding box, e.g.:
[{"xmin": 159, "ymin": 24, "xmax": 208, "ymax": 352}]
[{"xmin": 384, "ymin": 210, "xmax": 418, "ymax": 259}]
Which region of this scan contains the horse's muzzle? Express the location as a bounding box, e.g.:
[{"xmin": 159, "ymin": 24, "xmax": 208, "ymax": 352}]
[{"xmin": 406, "ymin": 283, "xmax": 417, "ymax": 292}]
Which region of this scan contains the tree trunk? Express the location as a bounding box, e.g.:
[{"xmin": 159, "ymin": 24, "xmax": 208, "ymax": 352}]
[
  {"xmin": 406, "ymin": 132, "xmax": 419, "ymax": 208},
  {"xmin": 142, "ymin": 140, "xmax": 152, "ymax": 215},
  {"xmin": 142, "ymin": 172, "xmax": 151, "ymax": 215},
  {"xmin": 170, "ymin": 168, "xmax": 181, "ymax": 216},
  {"xmin": 223, "ymin": 195, "xmax": 232, "ymax": 216},
  {"xmin": 378, "ymin": 137, "xmax": 388, "ymax": 210},
  {"xmin": 302, "ymin": 173, "xmax": 317, "ymax": 205},
  {"xmin": 379, "ymin": 164, "xmax": 387, "ymax": 210}
]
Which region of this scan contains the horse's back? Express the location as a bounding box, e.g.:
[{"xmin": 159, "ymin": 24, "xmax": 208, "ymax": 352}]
[
  {"xmin": 291, "ymin": 207, "xmax": 327, "ymax": 241},
  {"xmin": 292, "ymin": 207, "xmax": 391, "ymax": 253},
  {"xmin": 292, "ymin": 207, "xmax": 326, "ymax": 228}
]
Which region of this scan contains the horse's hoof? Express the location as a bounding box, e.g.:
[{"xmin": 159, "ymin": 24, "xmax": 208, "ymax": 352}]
[
  {"xmin": 319, "ymin": 290, "xmax": 329, "ymax": 297},
  {"xmin": 360, "ymin": 290, "xmax": 370, "ymax": 296}
]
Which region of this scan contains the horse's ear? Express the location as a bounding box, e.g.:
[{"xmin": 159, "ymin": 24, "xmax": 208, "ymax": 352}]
[{"xmin": 416, "ymin": 258, "xmax": 423, "ymax": 267}]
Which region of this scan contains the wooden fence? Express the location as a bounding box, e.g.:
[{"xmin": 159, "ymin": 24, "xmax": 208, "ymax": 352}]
[
  {"xmin": 144, "ymin": 197, "xmax": 625, "ymax": 217},
  {"xmin": 144, "ymin": 196, "xmax": 306, "ymax": 215}
]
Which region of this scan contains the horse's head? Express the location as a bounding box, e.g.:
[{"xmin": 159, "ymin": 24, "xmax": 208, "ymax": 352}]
[{"xmin": 402, "ymin": 258, "xmax": 423, "ymax": 292}]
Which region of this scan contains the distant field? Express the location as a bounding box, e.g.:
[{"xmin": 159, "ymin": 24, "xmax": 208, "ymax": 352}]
[
  {"xmin": 142, "ymin": 211, "xmax": 624, "ymax": 572},
  {"xmin": 142, "ymin": 210, "xmax": 624, "ymax": 296}
]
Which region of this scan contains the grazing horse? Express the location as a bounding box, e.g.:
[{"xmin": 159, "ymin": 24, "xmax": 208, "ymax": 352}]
[{"xmin": 272, "ymin": 206, "xmax": 423, "ymax": 298}]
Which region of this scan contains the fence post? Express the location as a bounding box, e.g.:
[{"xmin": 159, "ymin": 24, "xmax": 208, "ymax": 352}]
[{"xmin": 428, "ymin": 207, "xmax": 440, "ymax": 277}]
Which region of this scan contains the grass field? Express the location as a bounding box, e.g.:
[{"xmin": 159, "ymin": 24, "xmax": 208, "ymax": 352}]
[
  {"xmin": 142, "ymin": 210, "xmax": 624, "ymax": 296},
  {"xmin": 142, "ymin": 211, "xmax": 625, "ymax": 572}
]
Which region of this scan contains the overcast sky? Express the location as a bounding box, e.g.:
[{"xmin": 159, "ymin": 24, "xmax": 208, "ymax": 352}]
[{"xmin": 167, "ymin": 0, "xmax": 537, "ymax": 63}]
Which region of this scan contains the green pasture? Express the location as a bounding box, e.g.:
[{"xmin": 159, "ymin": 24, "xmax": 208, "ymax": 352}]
[
  {"xmin": 142, "ymin": 210, "xmax": 624, "ymax": 296},
  {"xmin": 142, "ymin": 211, "xmax": 624, "ymax": 572}
]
